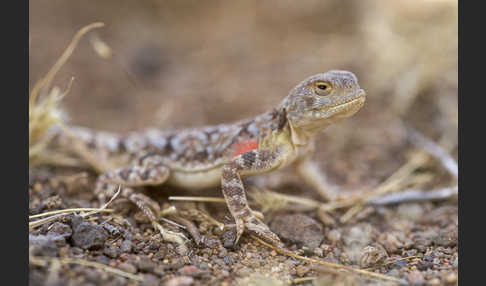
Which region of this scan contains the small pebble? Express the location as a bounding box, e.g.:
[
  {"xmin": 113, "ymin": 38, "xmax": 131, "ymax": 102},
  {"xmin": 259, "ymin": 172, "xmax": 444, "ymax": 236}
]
[
  {"xmin": 235, "ymin": 267, "xmax": 251, "ymax": 277},
  {"xmin": 118, "ymin": 262, "xmax": 137, "ymax": 274},
  {"xmin": 408, "ymin": 270, "xmax": 425, "ymax": 285},
  {"xmin": 147, "ymin": 241, "xmax": 161, "ymax": 251},
  {"xmin": 143, "ymin": 274, "xmax": 159, "ymax": 286},
  {"xmin": 166, "ymin": 276, "xmax": 193, "ymax": 286},
  {"xmin": 296, "ymin": 264, "xmax": 311, "ymax": 277},
  {"xmin": 327, "ymin": 229, "xmax": 341, "ymax": 244},
  {"xmin": 96, "ymin": 255, "xmax": 110, "ymax": 265},
  {"xmin": 178, "ymin": 265, "xmax": 200, "ymax": 276},
  {"xmin": 313, "ymin": 247, "xmax": 323, "ymax": 257},
  {"xmin": 394, "ymin": 259, "xmax": 407, "ymax": 269},
  {"xmin": 270, "ymin": 214, "xmax": 324, "ymax": 249},
  {"xmin": 223, "ymin": 255, "xmax": 235, "ymax": 265},
  {"xmin": 433, "ymin": 228, "xmax": 458, "ymax": 247},
  {"xmin": 222, "ymin": 227, "xmax": 237, "ymax": 249},
  {"xmin": 71, "ymin": 216, "xmax": 106, "ymax": 250},
  {"xmin": 47, "ymin": 222, "xmax": 72, "ymax": 238},
  {"xmin": 137, "ymin": 256, "xmax": 155, "ymax": 272},
  {"xmin": 154, "ymin": 265, "xmax": 165, "ymax": 277},
  {"xmin": 417, "ymin": 260, "xmax": 433, "ymax": 270},
  {"xmin": 120, "ymin": 240, "xmax": 133, "ymax": 253},
  {"xmin": 153, "ymin": 244, "xmax": 167, "ymax": 260},
  {"xmin": 200, "ymin": 235, "xmax": 220, "ymax": 249},
  {"xmin": 104, "ymin": 245, "xmax": 120, "ymax": 259},
  {"xmin": 397, "ymin": 203, "xmax": 424, "ymax": 222},
  {"xmin": 29, "ymin": 234, "xmax": 63, "ymax": 257},
  {"xmin": 427, "ymin": 278, "xmax": 441, "ymax": 286},
  {"xmin": 444, "ymin": 272, "xmax": 457, "ymax": 284}
]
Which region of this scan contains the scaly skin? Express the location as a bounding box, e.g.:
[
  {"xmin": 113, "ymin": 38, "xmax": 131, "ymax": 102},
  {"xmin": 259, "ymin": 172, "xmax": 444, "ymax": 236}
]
[{"xmin": 52, "ymin": 70, "xmax": 366, "ymax": 246}]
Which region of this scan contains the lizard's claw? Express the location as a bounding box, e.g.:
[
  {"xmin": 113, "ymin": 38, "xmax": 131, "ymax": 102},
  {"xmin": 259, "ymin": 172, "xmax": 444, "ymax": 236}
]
[
  {"xmin": 234, "ymin": 213, "xmax": 283, "ymax": 248},
  {"xmin": 234, "ymin": 216, "xmax": 245, "ymax": 245}
]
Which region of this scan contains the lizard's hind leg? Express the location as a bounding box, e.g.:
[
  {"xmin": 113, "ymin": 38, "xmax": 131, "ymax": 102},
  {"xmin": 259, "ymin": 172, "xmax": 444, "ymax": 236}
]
[
  {"xmin": 95, "ymin": 154, "xmax": 170, "ymax": 214},
  {"xmin": 97, "ymin": 154, "xmax": 170, "ymax": 188},
  {"xmin": 94, "ymin": 155, "xmax": 186, "ymax": 243}
]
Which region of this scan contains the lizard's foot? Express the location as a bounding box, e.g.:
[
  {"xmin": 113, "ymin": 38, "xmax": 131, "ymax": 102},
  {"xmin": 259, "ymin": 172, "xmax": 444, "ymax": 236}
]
[
  {"xmin": 152, "ymin": 221, "xmax": 188, "ymax": 243},
  {"xmin": 234, "ymin": 211, "xmax": 282, "ymax": 248},
  {"xmin": 250, "ymin": 209, "xmax": 264, "ymax": 220}
]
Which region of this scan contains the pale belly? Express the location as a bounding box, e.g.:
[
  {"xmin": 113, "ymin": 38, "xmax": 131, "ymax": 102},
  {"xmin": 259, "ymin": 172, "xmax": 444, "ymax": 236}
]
[
  {"xmin": 163, "ymin": 143, "xmax": 311, "ymax": 191},
  {"xmin": 166, "ymin": 166, "xmax": 223, "ymax": 190}
]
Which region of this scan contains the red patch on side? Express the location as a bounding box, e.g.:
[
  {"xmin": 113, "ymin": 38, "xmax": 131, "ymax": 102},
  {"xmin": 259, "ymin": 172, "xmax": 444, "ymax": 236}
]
[{"xmin": 232, "ymin": 140, "xmax": 258, "ymax": 157}]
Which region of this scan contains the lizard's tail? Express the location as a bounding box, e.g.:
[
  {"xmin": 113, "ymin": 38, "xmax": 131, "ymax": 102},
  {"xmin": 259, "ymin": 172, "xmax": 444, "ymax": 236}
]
[{"xmin": 44, "ymin": 124, "xmax": 126, "ymax": 173}]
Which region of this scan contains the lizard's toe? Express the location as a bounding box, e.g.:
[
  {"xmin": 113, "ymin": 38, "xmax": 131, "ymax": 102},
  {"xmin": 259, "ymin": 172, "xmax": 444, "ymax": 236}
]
[
  {"xmin": 245, "ymin": 216, "xmax": 283, "ymax": 248},
  {"xmin": 234, "ymin": 217, "xmax": 245, "ymax": 245}
]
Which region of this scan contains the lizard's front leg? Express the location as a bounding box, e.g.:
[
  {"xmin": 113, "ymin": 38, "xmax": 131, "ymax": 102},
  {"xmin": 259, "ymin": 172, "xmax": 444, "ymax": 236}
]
[{"xmin": 222, "ymin": 148, "xmax": 284, "ymax": 246}]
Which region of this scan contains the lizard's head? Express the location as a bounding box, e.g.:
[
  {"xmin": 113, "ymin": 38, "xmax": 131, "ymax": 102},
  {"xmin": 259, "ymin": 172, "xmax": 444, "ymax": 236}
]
[{"xmin": 281, "ymin": 70, "xmax": 366, "ymax": 144}]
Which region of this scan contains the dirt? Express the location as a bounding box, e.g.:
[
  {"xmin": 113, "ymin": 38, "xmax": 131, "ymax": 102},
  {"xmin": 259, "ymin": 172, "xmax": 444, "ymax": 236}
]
[{"xmin": 29, "ymin": 1, "xmax": 457, "ymax": 285}]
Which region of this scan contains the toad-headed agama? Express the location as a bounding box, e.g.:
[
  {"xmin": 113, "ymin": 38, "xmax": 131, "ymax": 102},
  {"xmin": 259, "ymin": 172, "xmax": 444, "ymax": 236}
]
[{"xmin": 51, "ymin": 70, "xmax": 366, "ymax": 246}]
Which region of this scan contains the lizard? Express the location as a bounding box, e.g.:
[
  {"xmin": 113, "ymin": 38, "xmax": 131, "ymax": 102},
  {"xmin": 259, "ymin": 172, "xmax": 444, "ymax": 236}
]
[{"xmin": 50, "ymin": 70, "xmax": 366, "ymax": 247}]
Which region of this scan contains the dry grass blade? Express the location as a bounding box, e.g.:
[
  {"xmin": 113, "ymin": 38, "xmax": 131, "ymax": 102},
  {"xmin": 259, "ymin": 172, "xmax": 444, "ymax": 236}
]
[
  {"xmin": 292, "ymin": 277, "xmax": 318, "ymax": 284},
  {"xmin": 366, "ymin": 124, "xmax": 458, "ymax": 206},
  {"xmin": 250, "ymin": 235, "xmax": 406, "ymax": 285},
  {"xmin": 169, "ymin": 196, "xmax": 227, "ymax": 203},
  {"xmin": 29, "ymin": 22, "xmax": 104, "ymax": 107},
  {"xmin": 169, "ymin": 189, "xmax": 322, "ymax": 214},
  {"xmin": 369, "ymin": 186, "xmax": 458, "ymax": 205},
  {"xmin": 80, "ymin": 185, "xmax": 121, "ymax": 218},
  {"xmin": 29, "ymin": 22, "xmax": 105, "ymax": 167},
  {"xmin": 405, "ymin": 124, "xmax": 458, "ymax": 179},
  {"xmin": 249, "ymin": 187, "xmax": 321, "ymax": 213},
  {"xmin": 195, "ymin": 209, "xmax": 225, "ymax": 230},
  {"xmin": 29, "ymin": 208, "xmax": 114, "ymax": 220},
  {"xmin": 29, "ymin": 213, "xmax": 72, "ymax": 229},
  {"xmin": 160, "ymin": 217, "xmax": 186, "ymax": 229},
  {"xmin": 30, "ymin": 256, "xmax": 143, "ymax": 281},
  {"xmin": 90, "ymin": 34, "xmax": 112, "ymax": 59},
  {"xmin": 364, "ymin": 256, "xmax": 422, "ymax": 271},
  {"xmin": 316, "ymin": 151, "xmax": 429, "ymax": 215},
  {"xmin": 29, "ymin": 186, "xmax": 120, "ymax": 228},
  {"xmin": 338, "ymin": 151, "xmax": 430, "ymax": 223},
  {"xmin": 30, "ymin": 85, "xmax": 68, "ymax": 156}
]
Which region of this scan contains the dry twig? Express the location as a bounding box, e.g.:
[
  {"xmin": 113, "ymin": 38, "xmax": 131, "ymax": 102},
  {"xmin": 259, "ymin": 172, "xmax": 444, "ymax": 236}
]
[
  {"xmin": 250, "ymin": 235, "xmax": 406, "ymax": 285},
  {"xmin": 29, "ymin": 23, "xmax": 105, "ymax": 167},
  {"xmin": 29, "ymin": 186, "xmax": 120, "ymax": 228},
  {"xmin": 30, "ymin": 256, "xmax": 143, "ymax": 281}
]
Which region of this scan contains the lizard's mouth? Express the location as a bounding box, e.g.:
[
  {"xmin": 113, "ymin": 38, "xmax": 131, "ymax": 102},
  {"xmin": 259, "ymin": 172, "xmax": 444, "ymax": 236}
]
[
  {"xmin": 329, "ymin": 90, "xmax": 366, "ymax": 108},
  {"xmin": 318, "ymin": 89, "xmax": 366, "ymax": 116},
  {"xmin": 332, "ymin": 95, "xmax": 365, "ymax": 111}
]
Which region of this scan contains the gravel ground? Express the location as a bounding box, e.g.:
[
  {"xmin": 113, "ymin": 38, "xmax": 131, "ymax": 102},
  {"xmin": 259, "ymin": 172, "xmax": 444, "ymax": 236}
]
[{"xmin": 29, "ymin": 164, "xmax": 457, "ymax": 285}]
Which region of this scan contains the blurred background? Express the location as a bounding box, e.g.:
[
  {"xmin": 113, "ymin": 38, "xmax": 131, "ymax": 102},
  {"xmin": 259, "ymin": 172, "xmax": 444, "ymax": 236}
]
[{"xmin": 29, "ymin": 0, "xmax": 457, "ymax": 190}]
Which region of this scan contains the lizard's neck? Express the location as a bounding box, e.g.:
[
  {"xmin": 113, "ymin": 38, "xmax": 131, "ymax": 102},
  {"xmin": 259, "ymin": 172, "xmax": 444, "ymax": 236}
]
[
  {"xmin": 287, "ymin": 116, "xmax": 334, "ymax": 147},
  {"xmin": 255, "ymin": 107, "xmax": 315, "ymax": 149}
]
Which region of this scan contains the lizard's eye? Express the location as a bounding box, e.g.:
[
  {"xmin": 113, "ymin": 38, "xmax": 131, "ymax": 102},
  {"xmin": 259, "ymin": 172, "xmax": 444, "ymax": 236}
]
[{"xmin": 313, "ymin": 81, "xmax": 332, "ymax": 96}]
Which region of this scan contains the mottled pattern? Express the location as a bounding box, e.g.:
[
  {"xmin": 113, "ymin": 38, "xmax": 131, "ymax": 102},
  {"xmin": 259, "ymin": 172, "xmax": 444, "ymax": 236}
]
[
  {"xmin": 52, "ymin": 70, "xmax": 366, "ymax": 246},
  {"xmin": 221, "ymin": 148, "xmax": 283, "ymax": 245}
]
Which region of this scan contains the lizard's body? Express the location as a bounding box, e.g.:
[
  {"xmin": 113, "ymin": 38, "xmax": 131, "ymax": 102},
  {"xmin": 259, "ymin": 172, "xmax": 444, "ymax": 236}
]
[
  {"xmin": 53, "ymin": 70, "xmax": 366, "ymax": 246},
  {"xmin": 65, "ymin": 109, "xmax": 311, "ymax": 188}
]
